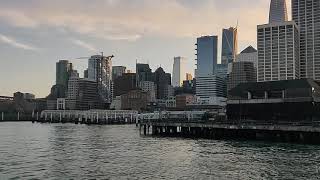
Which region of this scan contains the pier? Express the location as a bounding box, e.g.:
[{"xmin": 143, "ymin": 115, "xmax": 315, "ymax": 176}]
[
  {"xmin": 138, "ymin": 111, "xmax": 320, "ymax": 144},
  {"xmin": 39, "ymin": 110, "xmax": 138, "ymax": 124}
]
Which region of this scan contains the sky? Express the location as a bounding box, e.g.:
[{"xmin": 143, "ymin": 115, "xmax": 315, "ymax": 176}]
[{"xmin": 0, "ymin": 0, "xmax": 291, "ymax": 97}]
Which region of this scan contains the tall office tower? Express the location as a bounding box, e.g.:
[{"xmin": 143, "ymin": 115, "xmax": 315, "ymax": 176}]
[
  {"xmin": 136, "ymin": 63, "xmax": 153, "ymax": 86},
  {"xmin": 236, "ymin": 46, "xmax": 258, "ymax": 68},
  {"xmin": 195, "ymin": 36, "xmax": 218, "ymax": 77},
  {"xmin": 257, "ymin": 21, "xmax": 300, "ymax": 82},
  {"xmin": 227, "ymin": 61, "xmax": 256, "ymax": 94},
  {"xmin": 140, "ymin": 81, "xmax": 157, "ymax": 102},
  {"xmin": 112, "ymin": 66, "xmax": 126, "ymax": 81},
  {"xmin": 196, "ymin": 75, "xmax": 227, "ymax": 105},
  {"xmin": 172, "ymin": 56, "xmax": 186, "ymax": 87},
  {"xmin": 56, "ymin": 60, "xmax": 73, "ymax": 88},
  {"xmin": 221, "ymin": 27, "xmax": 238, "ymax": 64},
  {"xmin": 88, "ymin": 55, "xmax": 113, "ymax": 103},
  {"xmin": 154, "ymin": 67, "xmax": 171, "ymax": 99},
  {"xmin": 292, "ymin": 0, "xmax": 320, "ymax": 80},
  {"xmin": 269, "ymin": 0, "xmax": 288, "ymax": 23},
  {"xmin": 113, "ymin": 73, "xmax": 137, "ymax": 97}
]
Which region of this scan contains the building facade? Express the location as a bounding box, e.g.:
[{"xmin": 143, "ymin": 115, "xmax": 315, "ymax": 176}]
[
  {"xmin": 292, "ymin": 0, "xmax": 320, "ymax": 80},
  {"xmin": 140, "ymin": 81, "xmax": 157, "ymax": 102},
  {"xmin": 172, "ymin": 56, "xmax": 186, "ymax": 87},
  {"xmin": 227, "ymin": 61, "xmax": 257, "ymax": 94},
  {"xmin": 56, "ymin": 60, "xmax": 73, "ymax": 89},
  {"xmin": 236, "ymin": 46, "xmax": 258, "ymax": 68},
  {"xmin": 136, "ymin": 63, "xmax": 153, "ymax": 86},
  {"xmin": 257, "ymin": 21, "xmax": 300, "ymax": 82},
  {"xmin": 154, "ymin": 67, "xmax": 171, "ymax": 99},
  {"xmin": 88, "ymin": 55, "xmax": 113, "ymax": 103},
  {"xmin": 112, "ymin": 66, "xmax": 126, "ymax": 81},
  {"xmin": 269, "ymin": 0, "xmax": 288, "ymax": 23},
  {"xmin": 195, "ymin": 36, "xmax": 218, "ymax": 77},
  {"xmin": 121, "ymin": 90, "xmax": 148, "ymax": 112},
  {"xmin": 221, "ymin": 27, "xmax": 238, "ymax": 64},
  {"xmin": 113, "ymin": 73, "xmax": 137, "ymax": 97},
  {"xmin": 196, "ymin": 75, "xmax": 227, "ymax": 104}
]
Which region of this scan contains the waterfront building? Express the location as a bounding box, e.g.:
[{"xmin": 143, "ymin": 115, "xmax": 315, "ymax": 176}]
[
  {"xmin": 227, "ymin": 79, "xmax": 320, "ymax": 121},
  {"xmin": 76, "ymin": 79, "xmax": 103, "ymax": 110},
  {"xmin": 269, "ymin": 0, "xmax": 288, "ymax": 23},
  {"xmin": 196, "ymin": 75, "xmax": 227, "ymax": 105},
  {"xmin": 186, "ymin": 73, "xmax": 193, "ymax": 81},
  {"xmin": 292, "ymin": 0, "xmax": 320, "ymax": 80},
  {"xmin": 172, "ymin": 57, "xmax": 186, "ymax": 87},
  {"xmin": 221, "ymin": 27, "xmax": 238, "ymax": 64},
  {"xmin": 236, "ymin": 46, "xmax": 258, "ymax": 68},
  {"xmin": 88, "ymin": 55, "xmax": 113, "ymax": 103},
  {"xmin": 227, "ymin": 61, "xmax": 256, "ymax": 94},
  {"xmin": 112, "ymin": 66, "xmax": 126, "ymax": 81},
  {"xmin": 121, "ymin": 90, "xmax": 148, "ymax": 112},
  {"xmin": 113, "ymin": 73, "xmax": 137, "ymax": 97},
  {"xmin": 195, "ymin": 36, "xmax": 218, "ymax": 77},
  {"xmin": 154, "ymin": 67, "xmax": 171, "ymax": 99},
  {"xmin": 257, "ymin": 21, "xmax": 300, "ymax": 82},
  {"xmin": 56, "ymin": 60, "xmax": 73, "ymax": 89},
  {"xmin": 139, "ymin": 81, "xmax": 157, "ymax": 102}
]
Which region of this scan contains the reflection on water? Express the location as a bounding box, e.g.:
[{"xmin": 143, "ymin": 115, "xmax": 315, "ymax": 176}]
[{"xmin": 0, "ymin": 122, "xmax": 320, "ymax": 179}]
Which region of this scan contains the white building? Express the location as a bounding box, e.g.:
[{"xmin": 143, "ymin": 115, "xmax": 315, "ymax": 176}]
[
  {"xmin": 172, "ymin": 57, "xmax": 186, "ymax": 87},
  {"xmin": 257, "ymin": 21, "xmax": 300, "ymax": 82},
  {"xmin": 292, "ymin": 0, "xmax": 320, "ymax": 80},
  {"xmin": 140, "ymin": 81, "xmax": 157, "ymax": 102},
  {"xmin": 196, "ymin": 75, "xmax": 226, "ymax": 105},
  {"xmin": 88, "ymin": 55, "xmax": 113, "ymax": 103}
]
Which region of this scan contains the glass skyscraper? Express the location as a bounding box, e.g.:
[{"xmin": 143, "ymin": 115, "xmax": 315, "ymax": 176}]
[
  {"xmin": 292, "ymin": 0, "xmax": 320, "ymax": 80},
  {"xmin": 195, "ymin": 36, "xmax": 218, "ymax": 77},
  {"xmin": 221, "ymin": 27, "xmax": 238, "ymax": 64},
  {"xmin": 269, "ymin": 0, "xmax": 288, "ymax": 23}
]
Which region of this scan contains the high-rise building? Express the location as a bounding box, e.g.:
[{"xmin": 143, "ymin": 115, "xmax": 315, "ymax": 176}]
[
  {"xmin": 269, "ymin": 0, "xmax": 288, "ymax": 23},
  {"xmin": 136, "ymin": 63, "xmax": 154, "ymax": 86},
  {"xmin": 257, "ymin": 21, "xmax": 300, "ymax": 82},
  {"xmin": 227, "ymin": 61, "xmax": 257, "ymax": 94},
  {"xmin": 113, "ymin": 73, "xmax": 137, "ymax": 97},
  {"xmin": 154, "ymin": 67, "xmax": 171, "ymax": 99},
  {"xmin": 195, "ymin": 36, "xmax": 218, "ymax": 77},
  {"xmin": 112, "ymin": 66, "xmax": 126, "ymax": 81},
  {"xmin": 172, "ymin": 57, "xmax": 186, "ymax": 87},
  {"xmin": 221, "ymin": 27, "xmax": 238, "ymax": 64},
  {"xmin": 196, "ymin": 75, "xmax": 227, "ymax": 105},
  {"xmin": 56, "ymin": 60, "xmax": 73, "ymax": 88},
  {"xmin": 292, "ymin": 0, "xmax": 320, "ymax": 80},
  {"xmin": 88, "ymin": 55, "xmax": 113, "ymax": 103},
  {"xmin": 236, "ymin": 46, "xmax": 258, "ymax": 68},
  {"xmin": 186, "ymin": 73, "xmax": 193, "ymax": 81}
]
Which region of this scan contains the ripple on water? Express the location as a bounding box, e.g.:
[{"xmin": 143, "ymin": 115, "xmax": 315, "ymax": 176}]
[{"xmin": 0, "ymin": 122, "xmax": 320, "ymax": 179}]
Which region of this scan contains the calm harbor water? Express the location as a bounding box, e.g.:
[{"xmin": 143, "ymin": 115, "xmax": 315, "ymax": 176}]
[{"xmin": 0, "ymin": 122, "xmax": 320, "ymax": 179}]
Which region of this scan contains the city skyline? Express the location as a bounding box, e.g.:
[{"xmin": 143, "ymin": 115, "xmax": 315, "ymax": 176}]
[{"xmin": 0, "ymin": 0, "xmax": 292, "ymax": 97}]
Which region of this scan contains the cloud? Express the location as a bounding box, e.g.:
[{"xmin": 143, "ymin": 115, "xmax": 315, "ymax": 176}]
[
  {"xmin": 70, "ymin": 39, "xmax": 96, "ymax": 52},
  {"xmin": 0, "ymin": 0, "xmax": 285, "ymax": 46},
  {"xmin": 0, "ymin": 33, "xmax": 38, "ymax": 51}
]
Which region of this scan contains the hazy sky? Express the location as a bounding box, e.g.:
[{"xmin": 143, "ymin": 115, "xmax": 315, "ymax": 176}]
[{"xmin": 0, "ymin": 0, "xmax": 291, "ymax": 97}]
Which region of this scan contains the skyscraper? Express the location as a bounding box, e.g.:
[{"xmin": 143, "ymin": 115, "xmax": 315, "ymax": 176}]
[
  {"xmin": 172, "ymin": 57, "xmax": 186, "ymax": 87},
  {"xmin": 136, "ymin": 63, "xmax": 153, "ymax": 86},
  {"xmin": 236, "ymin": 46, "xmax": 258, "ymax": 68},
  {"xmin": 221, "ymin": 27, "xmax": 238, "ymax": 64},
  {"xmin": 56, "ymin": 60, "xmax": 73, "ymax": 88},
  {"xmin": 195, "ymin": 36, "xmax": 218, "ymax": 77},
  {"xmin": 88, "ymin": 55, "xmax": 113, "ymax": 103},
  {"xmin": 154, "ymin": 67, "xmax": 171, "ymax": 99},
  {"xmin": 269, "ymin": 0, "xmax": 288, "ymax": 23},
  {"xmin": 112, "ymin": 66, "xmax": 126, "ymax": 81},
  {"xmin": 257, "ymin": 21, "xmax": 300, "ymax": 82},
  {"xmin": 292, "ymin": 0, "xmax": 320, "ymax": 80}
]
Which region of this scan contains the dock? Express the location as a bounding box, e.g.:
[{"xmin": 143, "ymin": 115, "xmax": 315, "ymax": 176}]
[{"xmin": 138, "ymin": 111, "xmax": 320, "ymax": 144}]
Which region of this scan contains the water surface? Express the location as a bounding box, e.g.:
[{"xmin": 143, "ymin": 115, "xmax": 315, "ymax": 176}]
[{"xmin": 0, "ymin": 122, "xmax": 320, "ymax": 179}]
